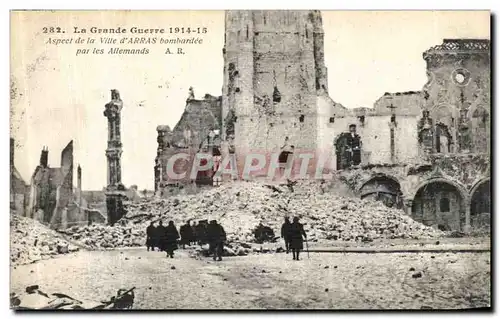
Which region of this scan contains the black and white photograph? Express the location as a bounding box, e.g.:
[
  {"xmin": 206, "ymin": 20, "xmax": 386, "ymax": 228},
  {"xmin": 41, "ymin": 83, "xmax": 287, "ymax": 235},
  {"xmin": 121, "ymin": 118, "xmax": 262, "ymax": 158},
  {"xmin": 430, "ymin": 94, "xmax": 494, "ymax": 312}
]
[{"xmin": 9, "ymin": 9, "xmax": 491, "ymax": 310}]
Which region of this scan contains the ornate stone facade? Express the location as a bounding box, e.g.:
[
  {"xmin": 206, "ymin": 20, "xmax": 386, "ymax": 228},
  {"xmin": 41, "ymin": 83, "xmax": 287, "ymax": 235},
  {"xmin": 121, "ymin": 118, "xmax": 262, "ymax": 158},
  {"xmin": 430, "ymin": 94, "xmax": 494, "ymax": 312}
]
[
  {"xmin": 335, "ymin": 39, "xmax": 491, "ymax": 232},
  {"xmin": 152, "ymin": 11, "xmax": 490, "ymax": 233}
]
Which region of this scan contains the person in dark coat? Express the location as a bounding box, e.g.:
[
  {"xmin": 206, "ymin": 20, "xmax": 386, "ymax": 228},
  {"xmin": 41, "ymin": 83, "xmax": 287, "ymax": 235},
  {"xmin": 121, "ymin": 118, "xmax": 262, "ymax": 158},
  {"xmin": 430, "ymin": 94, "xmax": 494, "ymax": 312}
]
[
  {"xmin": 196, "ymin": 220, "xmax": 208, "ymax": 246},
  {"xmin": 289, "ymin": 217, "xmax": 307, "ymax": 261},
  {"xmin": 347, "ymin": 124, "xmax": 362, "ymax": 166},
  {"xmin": 146, "ymin": 222, "xmax": 156, "ymax": 251},
  {"xmin": 179, "ymin": 220, "xmax": 193, "ymax": 249},
  {"xmin": 207, "ymin": 220, "xmax": 226, "ymax": 261},
  {"xmin": 164, "ymin": 221, "xmax": 180, "ymax": 258},
  {"xmin": 280, "ymin": 217, "xmax": 292, "ymax": 254},
  {"xmin": 191, "ymin": 221, "xmax": 198, "ymax": 245},
  {"xmin": 157, "ymin": 221, "xmax": 166, "ymax": 252}
]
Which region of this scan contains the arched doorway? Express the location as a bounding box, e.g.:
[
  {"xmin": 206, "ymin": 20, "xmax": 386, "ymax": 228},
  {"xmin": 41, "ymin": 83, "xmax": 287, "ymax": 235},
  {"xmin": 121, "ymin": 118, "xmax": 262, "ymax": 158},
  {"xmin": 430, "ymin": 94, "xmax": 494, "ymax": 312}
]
[
  {"xmin": 359, "ymin": 175, "xmax": 403, "ymax": 209},
  {"xmin": 411, "ymin": 179, "xmax": 466, "ymax": 231},
  {"xmin": 470, "ymin": 179, "xmax": 490, "ymax": 230}
]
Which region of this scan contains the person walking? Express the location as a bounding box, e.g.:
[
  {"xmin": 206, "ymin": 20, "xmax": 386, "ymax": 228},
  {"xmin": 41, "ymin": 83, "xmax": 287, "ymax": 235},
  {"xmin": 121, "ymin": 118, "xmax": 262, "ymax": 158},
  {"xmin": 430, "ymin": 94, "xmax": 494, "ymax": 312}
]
[
  {"xmin": 191, "ymin": 221, "xmax": 198, "ymax": 246},
  {"xmin": 280, "ymin": 217, "xmax": 292, "ymax": 254},
  {"xmin": 164, "ymin": 221, "xmax": 180, "ymax": 258},
  {"xmin": 207, "ymin": 220, "xmax": 226, "ymax": 261},
  {"xmin": 157, "ymin": 221, "xmax": 166, "ymax": 252},
  {"xmin": 179, "ymin": 220, "xmax": 193, "ymax": 249},
  {"xmin": 146, "ymin": 221, "xmax": 156, "ymax": 252},
  {"xmin": 289, "ymin": 217, "xmax": 307, "ymax": 261}
]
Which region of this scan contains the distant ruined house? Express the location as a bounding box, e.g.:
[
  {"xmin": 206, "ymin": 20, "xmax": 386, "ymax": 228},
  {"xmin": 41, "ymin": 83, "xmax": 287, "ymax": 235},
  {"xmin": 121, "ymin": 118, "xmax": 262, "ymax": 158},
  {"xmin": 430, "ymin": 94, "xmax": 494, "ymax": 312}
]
[
  {"xmin": 154, "ymin": 93, "xmax": 223, "ymax": 194},
  {"xmin": 10, "ymin": 138, "xmax": 29, "ymax": 216},
  {"xmin": 26, "ymin": 141, "xmax": 91, "ymax": 229}
]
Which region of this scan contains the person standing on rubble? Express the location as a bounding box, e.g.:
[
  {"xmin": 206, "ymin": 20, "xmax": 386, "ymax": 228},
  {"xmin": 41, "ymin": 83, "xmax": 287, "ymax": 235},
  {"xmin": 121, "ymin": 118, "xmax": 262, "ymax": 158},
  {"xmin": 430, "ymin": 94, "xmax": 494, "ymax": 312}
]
[
  {"xmin": 207, "ymin": 220, "xmax": 226, "ymax": 261},
  {"xmin": 289, "ymin": 217, "xmax": 307, "ymax": 261},
  {"xmin": 164, "ymin": 221, "xmax": 180, "ymax": 258},
  {"xmin": 146, "ymin": 221, "xmax": 156, "ymax": 252},
  {"xmin": 281, "ymin": 217, "xmax": 292, "ymax": 254},
  {"xmin": 179, "ymin": 220, "xmax": 193, "ymax": 249},
  {"xmin": 157, "ymin": 221, "xmax": 167, "ymax": 252}
]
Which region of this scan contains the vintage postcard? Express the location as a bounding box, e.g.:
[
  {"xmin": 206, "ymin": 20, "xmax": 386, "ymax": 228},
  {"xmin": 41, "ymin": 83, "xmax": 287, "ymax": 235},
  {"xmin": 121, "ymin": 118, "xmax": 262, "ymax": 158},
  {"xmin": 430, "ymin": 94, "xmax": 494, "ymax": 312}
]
[{"xmin": 10, "ymin": 10, "xmax": 491, "ymax": 310}]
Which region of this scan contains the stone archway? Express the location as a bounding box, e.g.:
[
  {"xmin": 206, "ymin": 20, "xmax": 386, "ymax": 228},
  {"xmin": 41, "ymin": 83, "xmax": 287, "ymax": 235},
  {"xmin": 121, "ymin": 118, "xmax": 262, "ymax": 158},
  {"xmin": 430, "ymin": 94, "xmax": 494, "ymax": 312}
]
[
  {"xmin": 470, "ymin": 178, "xmax": 490, "ymax": 230},
  {"xmin": 410, "ymin": 178, "xmax": 468, "ymax": 231},
  {"xmin": 359, "ymin": 175, "xmax": 403, "ymax": 209}
]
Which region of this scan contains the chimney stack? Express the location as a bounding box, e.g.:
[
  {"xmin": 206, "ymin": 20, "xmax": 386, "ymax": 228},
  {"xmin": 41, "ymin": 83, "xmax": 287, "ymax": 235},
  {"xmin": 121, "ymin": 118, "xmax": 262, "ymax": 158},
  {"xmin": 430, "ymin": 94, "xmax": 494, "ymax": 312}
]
[{"xmin": 40, "ymin": 146, "xmax": 49, "ymax": 168}]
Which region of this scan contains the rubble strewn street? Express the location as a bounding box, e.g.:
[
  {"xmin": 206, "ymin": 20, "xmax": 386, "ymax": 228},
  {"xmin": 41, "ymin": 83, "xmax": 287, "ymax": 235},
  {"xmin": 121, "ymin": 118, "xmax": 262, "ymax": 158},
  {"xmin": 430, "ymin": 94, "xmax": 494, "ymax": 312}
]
[
  {"xmin": 58, "ymin": 181, "xmax": 443, "ymax": 251},
  {"xmin": 10, "ymin": 248, "xmax": 491, "ymax": 309},
  {"xmin": 10, "ymin": 214, "xmax": 80, "ymax": 267}
]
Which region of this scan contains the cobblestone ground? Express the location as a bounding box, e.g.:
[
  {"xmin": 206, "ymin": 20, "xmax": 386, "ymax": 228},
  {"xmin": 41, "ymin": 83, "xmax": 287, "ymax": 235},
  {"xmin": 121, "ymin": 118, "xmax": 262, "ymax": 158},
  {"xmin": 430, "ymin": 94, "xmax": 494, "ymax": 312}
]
[{"xmin": 10, "ymin": 248, "xmax": 490, "ymax": 310}]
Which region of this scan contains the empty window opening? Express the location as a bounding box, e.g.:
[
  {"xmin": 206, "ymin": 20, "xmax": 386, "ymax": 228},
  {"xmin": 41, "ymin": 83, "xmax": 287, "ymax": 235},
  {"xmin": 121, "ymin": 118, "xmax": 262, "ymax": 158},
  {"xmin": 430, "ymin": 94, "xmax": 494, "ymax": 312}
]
[
  {"xmin": 440, "ymin": 198, "xmax": 450, "ymax": 212},
  {"xmin": 299, "ymin": 115, "xmax": 305, "ymax": 123},
  {"xmin": 329, "ymin": 117, "xmax": 335, "ymax": 123},
  {"xmin": 391, "ymin": 114, "xmax": 396, "ymax": 123}
]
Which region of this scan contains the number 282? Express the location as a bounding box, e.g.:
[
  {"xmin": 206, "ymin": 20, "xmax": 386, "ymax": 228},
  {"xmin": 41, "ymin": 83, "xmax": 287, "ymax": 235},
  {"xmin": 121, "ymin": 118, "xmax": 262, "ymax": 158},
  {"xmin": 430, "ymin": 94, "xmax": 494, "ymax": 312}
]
[{"xmin": 42, "ymin": 27, "xmax": 64, "ymax": 33}]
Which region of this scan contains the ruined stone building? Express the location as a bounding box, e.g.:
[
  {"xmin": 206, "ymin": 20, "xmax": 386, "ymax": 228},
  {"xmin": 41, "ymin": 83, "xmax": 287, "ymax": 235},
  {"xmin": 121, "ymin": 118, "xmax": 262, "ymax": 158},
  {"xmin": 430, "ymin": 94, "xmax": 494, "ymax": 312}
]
[
  {"xmin": 10, "ymin": 138, "xmax": 29, "ymax": 216},
  {"xmin": 154, "ymin": 11, "xmax": 490, "ymax": 232},
  {"xmin": 154, "ymin": 92, "xmax": 223, "ymax": 194},
  {"xmin": 26, "ymin": 141, "xmax": 91, "ymax": 229}
]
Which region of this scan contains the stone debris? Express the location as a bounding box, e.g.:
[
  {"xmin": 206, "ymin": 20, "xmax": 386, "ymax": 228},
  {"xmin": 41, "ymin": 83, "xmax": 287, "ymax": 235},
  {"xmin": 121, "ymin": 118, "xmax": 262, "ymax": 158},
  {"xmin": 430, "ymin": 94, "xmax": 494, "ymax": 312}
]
[
  {"xmin": 412, "ymin": 272, "xmax": 423, "ymax": 279},
  {"xmin": 11, "ymin": 214, "xmax": 79, "ymax": 266},
  {"xmin": 11, "ymin": 285, "xmax": 135, "ymax": 310},
  {"xmin": 59, "ymin": 181, "xmax": 444, "ymax": 251}
]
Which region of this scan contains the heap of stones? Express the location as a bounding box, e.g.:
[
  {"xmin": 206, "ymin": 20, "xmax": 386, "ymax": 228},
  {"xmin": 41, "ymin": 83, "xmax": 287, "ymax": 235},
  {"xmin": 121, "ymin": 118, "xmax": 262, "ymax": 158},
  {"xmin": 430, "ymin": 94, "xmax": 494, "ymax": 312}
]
[
  {"xmin": 60, "ymin": 181, "xmax": 444, "ymax": 255},
  {"xmin": 10, "ymin": 214, "xmax": 80, "ymax": 266}
]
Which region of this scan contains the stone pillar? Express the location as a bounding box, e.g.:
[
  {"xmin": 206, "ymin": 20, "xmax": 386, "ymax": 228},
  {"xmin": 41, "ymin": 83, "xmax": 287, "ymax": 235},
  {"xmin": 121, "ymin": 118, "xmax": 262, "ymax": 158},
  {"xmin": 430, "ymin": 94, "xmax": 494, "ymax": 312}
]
[
  {"xmin": 464, "ymin": 200, "xmax": 471, "ymax": 233},
  {"xmin": 103, "ymin": 89, "xmax": 125, "ymax": 225},
  {"xmin": 404, "ymin": 199, "xmax": 413, "ymax": 216}
]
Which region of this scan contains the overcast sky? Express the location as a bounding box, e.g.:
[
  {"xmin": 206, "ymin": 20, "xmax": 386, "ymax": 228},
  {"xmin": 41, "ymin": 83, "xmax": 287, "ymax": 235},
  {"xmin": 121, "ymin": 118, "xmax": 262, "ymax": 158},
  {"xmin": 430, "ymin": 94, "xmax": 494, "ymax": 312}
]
[{"xmin": 10, "ymin": 10, "xmax": 490, "ymax": 190}]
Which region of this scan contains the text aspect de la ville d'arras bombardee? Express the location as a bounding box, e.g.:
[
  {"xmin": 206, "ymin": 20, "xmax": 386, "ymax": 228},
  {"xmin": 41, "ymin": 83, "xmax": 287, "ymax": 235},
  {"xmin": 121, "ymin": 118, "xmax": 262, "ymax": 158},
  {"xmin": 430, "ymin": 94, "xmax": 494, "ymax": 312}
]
[{"xmin": 43, "ymin": 26, "xmax": 208, "ymax": 56}]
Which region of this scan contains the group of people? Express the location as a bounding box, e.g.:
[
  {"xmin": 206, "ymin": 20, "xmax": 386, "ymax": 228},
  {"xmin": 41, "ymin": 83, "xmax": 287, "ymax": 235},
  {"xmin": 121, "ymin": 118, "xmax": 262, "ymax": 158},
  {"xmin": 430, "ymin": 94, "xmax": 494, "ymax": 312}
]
[
  {"xmin": 146, "ymin": 219, "xmax": 227, "ymax": 261},
  {"xmin": 146, "ymin": 220, "xmax": 180, "ymax": 258},
  {"xmin": 146, "ymin": 217, "xmax": 308, "ymax": 261},
  {"xmin": 281, "ymin": 217, "xmax": 308, "ymax": 261}
]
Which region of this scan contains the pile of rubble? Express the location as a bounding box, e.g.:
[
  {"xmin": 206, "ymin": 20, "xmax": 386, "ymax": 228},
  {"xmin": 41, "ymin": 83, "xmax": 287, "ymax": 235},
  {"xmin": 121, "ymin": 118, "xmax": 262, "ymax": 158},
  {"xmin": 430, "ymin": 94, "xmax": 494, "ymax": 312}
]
[
  {"xmin": 60, "ymin": 181, "xmax": 444, "ymax": 250},
  {"xmin": 10, "ymin": 214, "xmax": 80, "ymax": 266},
  {"xmin": 58, "ymin": 224, "xmax": 145, "ymax": 250},
  {"xmin": 11, "ymin": 285, "xmax": 135, "ymax": 310}
]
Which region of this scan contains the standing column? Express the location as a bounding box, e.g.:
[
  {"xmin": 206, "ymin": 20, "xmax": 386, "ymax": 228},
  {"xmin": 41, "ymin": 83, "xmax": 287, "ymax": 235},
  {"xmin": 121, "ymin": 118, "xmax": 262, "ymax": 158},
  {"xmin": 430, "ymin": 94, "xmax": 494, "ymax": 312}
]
[
  {"xmin": 103, "ymin": 89, "xmax": 125, "ymax": 225},
  {"xmin": 404, "ymin": 199, "xmax": 413, "ymax": 216},
  {"xmin": 464, "ymin": 198, "xmax": 471, "ymax": 233}
]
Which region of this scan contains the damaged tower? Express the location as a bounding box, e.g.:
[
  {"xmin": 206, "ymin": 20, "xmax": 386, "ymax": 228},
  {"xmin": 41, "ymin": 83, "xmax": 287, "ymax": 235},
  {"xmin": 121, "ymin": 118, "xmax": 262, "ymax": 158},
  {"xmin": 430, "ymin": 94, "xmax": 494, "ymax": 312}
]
[
  {"xmin": 222, "ymin": 11, "xmax": 330, "ymax": 174},
  {"xmin": 103, "ymin": 89, "xmax": 126, "ymax": 225}
]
